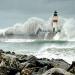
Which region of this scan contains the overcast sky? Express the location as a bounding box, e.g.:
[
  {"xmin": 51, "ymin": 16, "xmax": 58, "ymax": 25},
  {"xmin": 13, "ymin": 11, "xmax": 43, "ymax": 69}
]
[{"xmin": 0, "ymin": 0, "xmax": 75, "ymax": 28}]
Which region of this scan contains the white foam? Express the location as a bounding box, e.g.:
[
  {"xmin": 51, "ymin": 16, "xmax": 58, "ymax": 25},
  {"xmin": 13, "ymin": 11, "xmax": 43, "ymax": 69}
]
[
  {"xmin": 4, "ymin": 39, "xmax": 35, "ymax": 42},
  {"xmin": 35, "ymin": 46, "xmax": 75, "ymax": 64},
  {"xmin": 0, "ymin": 17, "xmax": 45, "ymax": 36},
  {"xmin": 0, "ymin": 17, "xmax": 75, "ymax": 41}
]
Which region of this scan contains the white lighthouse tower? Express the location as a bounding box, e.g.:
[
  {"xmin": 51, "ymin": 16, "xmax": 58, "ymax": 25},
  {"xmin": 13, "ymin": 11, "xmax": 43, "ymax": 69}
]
[{"xmin": 52, "ymin": 11, "xmax": 61, "ymax": 33}]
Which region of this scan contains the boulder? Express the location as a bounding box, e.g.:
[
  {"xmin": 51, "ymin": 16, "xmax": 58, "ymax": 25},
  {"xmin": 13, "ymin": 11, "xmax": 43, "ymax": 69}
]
[
  {"xmin": 50, "ymin": 59, "xmax": 70, "ymax": 70},
  {"xmin": 15, "ymin": 72, "xmax": 20, "ymax": 75},
  {"xmin": 42, "ymin": 68, "xmax": 73, "ymax": 75},
  {"xmin": 26, "ymin": 55, "xmax": 38, "ymax": 64},
  {"xmin": 16, "ymin": 55, "xmax": 28, "ymax": 63},
  {"xmin": 0, "ymin": 50, "xmax": 74, "ymax": 75},
  {"xmin": 0, "ymin": 53, "xmax": 20, "ymax": 75},
  {"xmin": 38, "ymin": 58, "xmax": 54, "ymax": 69},
  {"xmin": 0, "ymin": 53, "xmax": 3, "ymax": 63},
  {"xmin": 21, "ymin": 67, "xmax": 33, "ymax": 75},
  {"xmin": 0, "ymin": 49, "xmax": 4, "ymax": 53},
  {"xmin": 5, "ymin": 51, "xmax": 11, "ymax": 54},
  {"xmin": 0, "ymin": 67, "xmax": 9, "ymax": 75},
  {"xmin": 20, "ymin": 56, "xmax": 54, "ymax": 75},
  {"xmin": 67, "ymin": 61, "xmax": 75, "ymax": 74},
  {"xmin": 11, "ymin": 52, "xmax": 15, "ymax": 55}
]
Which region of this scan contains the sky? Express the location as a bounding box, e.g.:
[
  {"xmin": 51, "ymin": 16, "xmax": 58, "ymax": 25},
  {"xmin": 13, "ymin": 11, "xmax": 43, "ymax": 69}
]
[{"xmin": 0, "ymin": 0, "xmax": 75, "ymax": 28}]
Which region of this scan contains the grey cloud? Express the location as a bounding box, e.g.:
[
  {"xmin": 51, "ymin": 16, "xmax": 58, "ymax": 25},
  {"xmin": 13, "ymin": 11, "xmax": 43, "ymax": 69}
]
[
  {"xmin": 0, "ymin": 0, "xmax": 74, "ymax": 15},
  {"xmin": 0, "ymin": 0, "xmax": 75, "ymax": 28}
]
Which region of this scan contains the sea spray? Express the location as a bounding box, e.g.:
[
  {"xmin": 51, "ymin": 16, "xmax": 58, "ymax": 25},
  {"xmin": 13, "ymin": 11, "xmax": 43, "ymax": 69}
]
[
  {"xmin": 63, "ymin": 18, "xmax": 75, "ymax": 39},
  {"xmin": 35, "ymin": 44, "xmax": 75, "ymax": 64},
  {"xmin": 0, "ymin": 17, "xmax": 45, "ymax": 36},
  {"xmin": 51, "ymin": 17, "xmax": 75, "ymax": 40},
  {"xmin": 0, "ymin": 17, "xmax": 75, "ymax": 41},
  {"xmin": 0, "ymin": 18, "xmax": 44, "ymax": 41}
]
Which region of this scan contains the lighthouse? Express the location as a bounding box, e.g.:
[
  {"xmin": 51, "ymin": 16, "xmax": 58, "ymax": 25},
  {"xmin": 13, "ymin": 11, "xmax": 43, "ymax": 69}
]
[{"xmin": 52, "ymin": 11, "xmax": 61, "ymax": 33}]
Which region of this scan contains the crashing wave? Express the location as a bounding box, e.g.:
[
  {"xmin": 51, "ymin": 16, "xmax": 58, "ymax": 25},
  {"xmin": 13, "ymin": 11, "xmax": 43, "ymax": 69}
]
[{"xmin": 0, "ymin": 17, "xmax": 75, "ymax": 42}]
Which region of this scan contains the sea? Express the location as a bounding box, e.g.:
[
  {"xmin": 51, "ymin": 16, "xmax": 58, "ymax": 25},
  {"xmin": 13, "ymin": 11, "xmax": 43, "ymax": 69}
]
[
  {"xmin": 0, "ymin": 16, "xmax": 75, "ymax": 64},
  {"xmin": 0, "ymin": 40, "xmax": 75, "ymax": 64}
]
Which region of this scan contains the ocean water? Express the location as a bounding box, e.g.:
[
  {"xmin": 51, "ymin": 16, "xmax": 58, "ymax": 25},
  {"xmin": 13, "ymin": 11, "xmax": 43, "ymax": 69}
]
[
  {"xmin": 0, "ymin": 16, "xmax": 75, "ymax": 64},
  {"xmin": 0, "ymin": 40, "xmax": 75, "ymax": 64}
]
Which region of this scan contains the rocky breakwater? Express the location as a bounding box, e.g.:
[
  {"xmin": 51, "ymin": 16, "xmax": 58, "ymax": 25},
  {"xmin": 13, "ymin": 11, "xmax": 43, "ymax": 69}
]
[{"xmin": 0, "ymin": 49, "xmax": 75, "ymax": 75}]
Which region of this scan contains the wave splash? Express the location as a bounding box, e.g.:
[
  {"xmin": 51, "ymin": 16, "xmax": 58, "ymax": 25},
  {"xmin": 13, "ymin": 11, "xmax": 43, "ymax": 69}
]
[
  {"xmin": 35, "ymin": 44, "xmax": 75, "ymax": 64},
  {"xmin": 0, "ymin": 17, "xmax": 75, "ymax": 42}
]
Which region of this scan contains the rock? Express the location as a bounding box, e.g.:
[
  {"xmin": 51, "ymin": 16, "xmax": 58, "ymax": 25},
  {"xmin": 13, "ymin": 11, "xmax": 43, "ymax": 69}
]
[
  {"xmin": 15, "ymin": 72, "xmax": 20, "ymax": 75},
  {"xmin": 5, "ymin": 51, "xmax": 11, "ymax": 54},
  {"xmin": 21, "ymin": 67, "xmax": 33, "ymax": 75},
  {"xmin": 38, "ymin": 58, "xmax": 54, "ymax": 69},
  {"xmin": 0, "ymin": 50, "xmax": 74, "ymax": 75},
  {"xmin": 0, "ymin": 53, "xmax": 20, "ymax": 75},
  {"xmin": 20, "ymin": 56, "xmax": 54, "ymax": 75},
  {"xmin": 0, "ymin": 53, "xmax": 3, "ymax": 63},
  {"xmin": 27, "ymin": 55, "xmax": 38, "ymax": 63},
  {"xmin": 67, "ymin": 61, "xmax": 75, "ymax": 74},
  {"xmin": 24, "ymin": 55, "xmax": 40, "ymax": 68},
  {"xmin": 16, "ymin": 55, "xmax": 28, "ymax": 63},
  {"xmin": 42, "ymin": 68, "xmax": 73, "ymax": 75},
  {"xmin": 50, "ymin": 59, "xmax": 70, "ymax": 70},
  {"xmin": 11, "ymin": 52, "xmax": 15, "ymax": 55},
  {"xmin": 37, "ymin": 66, "xmax": 48, "ymax": 74},
  {"xmin": 0, "ymin": 67, "xmax": 9, "ymax": 75},
  {"xmin": 0, "ymin": 49, "xmax": 4, "ymax": 53}
]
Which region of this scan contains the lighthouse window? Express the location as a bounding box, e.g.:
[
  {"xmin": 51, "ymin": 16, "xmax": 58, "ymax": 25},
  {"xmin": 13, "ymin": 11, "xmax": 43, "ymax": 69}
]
[{"xmin": 53, "ymin": 20, "xmax": 58, "ymax": 22}]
